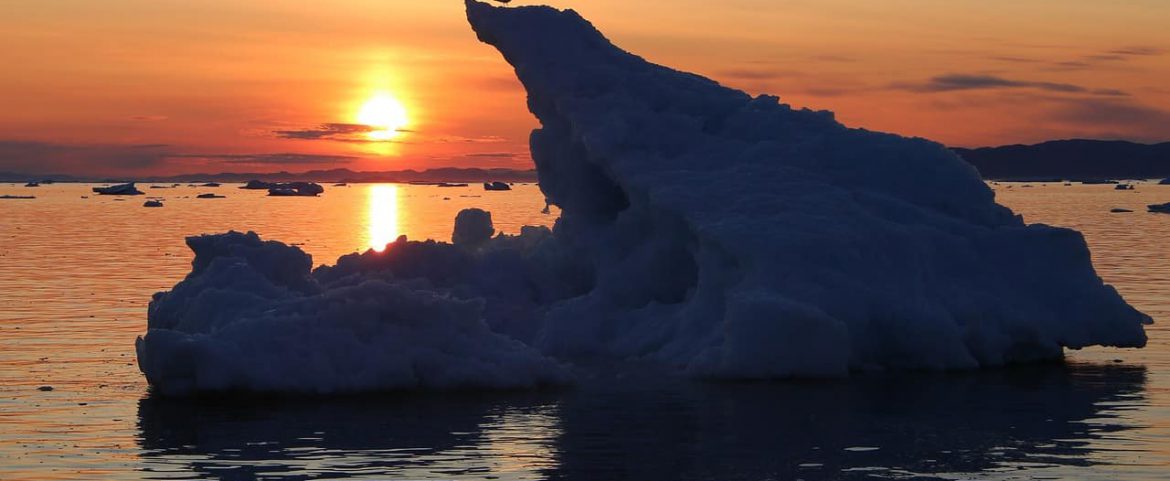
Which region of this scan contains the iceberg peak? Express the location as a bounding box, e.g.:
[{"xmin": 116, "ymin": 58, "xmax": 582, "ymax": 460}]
[{"xmin": 466, "ymin": 0, "xmax": 1149, "ymax": 376}]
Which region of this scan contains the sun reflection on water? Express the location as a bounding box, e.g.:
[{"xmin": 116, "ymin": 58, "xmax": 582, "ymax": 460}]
[{"xmin": 367, "ymin": 184, "xmax": 399, "ymax": 252}]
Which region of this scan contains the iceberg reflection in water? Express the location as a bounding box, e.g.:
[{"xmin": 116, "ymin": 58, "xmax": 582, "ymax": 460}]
[{"xmin": 137, "ymin": 363, "xmax": 1146, "ymax": 480}]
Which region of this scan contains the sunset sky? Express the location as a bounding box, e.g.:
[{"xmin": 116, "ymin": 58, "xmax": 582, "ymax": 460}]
[{"xmin": 2, "ymin": 0, "xmax": 1168, "ymax": 176}]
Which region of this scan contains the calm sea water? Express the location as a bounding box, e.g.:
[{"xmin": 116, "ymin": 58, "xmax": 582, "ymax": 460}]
[{"xmin": 0, "ymin": 181, "xmax": 1168, "ymax": 480}]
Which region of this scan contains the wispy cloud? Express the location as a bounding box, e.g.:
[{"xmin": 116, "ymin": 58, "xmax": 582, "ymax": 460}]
[
  {"xmin": 809, "ymin": 54, "xmax": 856, "ymax": 63},
  {"xmin": 275, "ymin": 123, "xmax": 375, "ymax": 140},
  {"xmin": 894, "ymin": 74, "xmax": 1089, "ymax": 93},
  {"xmin": 1045, "ymin": 97, "xmax": 1170, "ymax": 129},
  {"xmin": 463, "ymin": 152, "xmax": 516, "ymax": 158},
  {"xmin": 980, "ymin": 95, "xmax": 1170, "ymax": 144},
  {"xmin": 1090, "ymin": 88, "xmax": 1130, "ymax": 97},
  {"xmin": 273, "ymin": 122, "xmax": 419, "ymax": 142},
  {"xmin": 431, "ymin": 135, "xmax": 508, "ymax": 144},
  {"xmin": 711, "ymin": 63, "xmax": 866, "ymax": 97},
  {"xmin": 1048, "ymin": 45, "xmax": 1164, "ymax": 70},
  {"xmin": 0, "ymin": 140, "xmax": 358, "ymax": 175},
  {"xmin": 1052, "ymin": 60, "xmax": 1092, "ymax": 70},
  {"xmin": 716, "ymin": 68, "xmax": 804, "ymax": 81},
  {"xmin": 892, "ymin": 74, "xmax": 1127, "ymax": 96},
  {"xmin": 170, "ymin": 153, "xmax": 357, "ymax": 165},
  {"xmin": 989, "ymin": 56, "xmax": 1040, "ymax": 64},
  {"xmin": 1107, "ymin": 46, "xmax": 1163, "ymax": 56},
  {"xmin": 0, "ymin": 141, "xmax": 172, "ymax": 174}
]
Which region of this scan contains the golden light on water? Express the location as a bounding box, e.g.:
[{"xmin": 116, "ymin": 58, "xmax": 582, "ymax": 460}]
[
  {"xmin": 356, "ymin": 92, "xmax": 409, "ymax": 141},
  {"xmin": 368, "ymin": 184, "xmax": 399, "ymax": 252}
]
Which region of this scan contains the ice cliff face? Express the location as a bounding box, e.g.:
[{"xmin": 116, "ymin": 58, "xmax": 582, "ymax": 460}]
[
  {"xmin": 464, "ymin": 0, "xmax": 1148, "ymax": 376},
  {"xmin": 135, "ymin": 2, "xmax": 1150, "ymax": 395}
]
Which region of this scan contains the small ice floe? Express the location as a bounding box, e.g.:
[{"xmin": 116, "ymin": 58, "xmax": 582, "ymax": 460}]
[
  {"xmin": 483, "ymin": 181, "xmax": 511, "ymax": 191},
  {"xmin": 196, "ymin": 193, "xmax": 225, "ymax": 199},
  {"xmin": 201, "ymin": 182, "xmax": 221, "ymax": 187},
  {"xmin": 267, "ymin": 182, "xmax": 324, "ymax": 197},
  {"xmin": 37, "ymin": 385, "xmax": 53, "ymax": 391},
  {"xmin": 93, "ymin": 182, "xmax": 144, "ymax": 195},
  {"xmin": 1115, "ymin": 184, "xmax": 1135, "ymax": 190},
  {"xmin": 1110, "ymin": 208, "xmax": 1133, "ymax": 213},
  {"xmin": 0, "ymin": 195, "xmax": 35, "ymax": 199},
  {"xmin": 241, "ymin": 180, "xmax": 274, "ymax": 189},
  {"xmin": 843, "ymin": 446, "xmax": 881, "ymax": 452},
  {"xmin": 333, "ymin": 182, "xmax": 348, "ymax": 187},
  {"xmin": 1149, "ymin": 202, "xmax": 1170, "ymax": 214},
  {"xmin": 143, "ymin": 199, "xmax": 164, "ymax": 208},
  {"xmin": 1160, "ymin": 177, "xmax": 1170, "ymax": 185},
  {"xmin": 24, "ymin": 181, "xmax": 39, "ymax": 187},
  {"xmin": 438, "ymin": 182, "xmax": 469, "ymax": 187}
]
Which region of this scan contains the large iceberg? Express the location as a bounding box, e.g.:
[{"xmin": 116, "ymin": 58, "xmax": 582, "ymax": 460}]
[{"xmin": 136, "ymin": 1, "xmax": 1149, "ymax": 395}]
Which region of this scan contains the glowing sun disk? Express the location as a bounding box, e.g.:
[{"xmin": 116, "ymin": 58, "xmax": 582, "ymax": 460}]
[{"xmin": 357, "ymin": 93, "xmax": 408, "ymax": 140}]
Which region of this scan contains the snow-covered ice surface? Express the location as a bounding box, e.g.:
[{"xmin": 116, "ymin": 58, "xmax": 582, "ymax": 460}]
[
  {"xmin": 136, "ymin": 1, "xmax": 1150, "ymax": 394},
  {"xmin": 136, "ymin": 232, "xmax": 569, "ymax": 395}
]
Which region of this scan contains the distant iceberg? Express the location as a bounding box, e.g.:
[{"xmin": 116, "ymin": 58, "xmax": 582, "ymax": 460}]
[
  {"xmin": 241, "ymin": 180, "xmax": 325, "ymax": 196},
  {"xmin": 136, "ymin": 1, "xmax": 1150, "ymax": 395},
  {"xmin": 240, "ymin": 179, "xmax": 276, "ymax": 190},
  {"xmin": 267, "ymin": 182, "xmax": 325, "ymax": 197},
  {"xmin": 94, "ymin": 182, "xmax": 144, "ymax": 195}
]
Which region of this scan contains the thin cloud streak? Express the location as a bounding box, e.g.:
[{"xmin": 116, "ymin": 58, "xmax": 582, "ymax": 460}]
[
  {"xmin": 0, "ymin": 140, "xmax": 357, "ymax": 174},
  {"xmin": 893, "ymin": 74, "xmax": 1128, "ymax": 96},
  {"xmin": 169, "ymin": 153, "xmax": 358, "ymax": 165}
]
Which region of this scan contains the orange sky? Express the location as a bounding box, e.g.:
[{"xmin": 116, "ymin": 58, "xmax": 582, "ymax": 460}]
[{"xmin": 1, "ymin": 0, "xmax": 1168, "ymax": 176}]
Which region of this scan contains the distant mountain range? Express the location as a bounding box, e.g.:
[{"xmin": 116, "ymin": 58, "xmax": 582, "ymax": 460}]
[
  {"xmin": 4, "ymin": 140, "xmax": 1169, "ymax": 183},
  {"xmin": 952, "ymin": 139, "xmax": 1170, "ymax": 181},
  {"xmin": 0, "ymin": 167, "xmax": 539, "ymax": 184}
]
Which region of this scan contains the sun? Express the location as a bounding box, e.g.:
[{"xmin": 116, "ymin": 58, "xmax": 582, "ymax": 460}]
[{"xmin": 356, "ymin": 93, "xmax": 408, "ymax": 141}]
